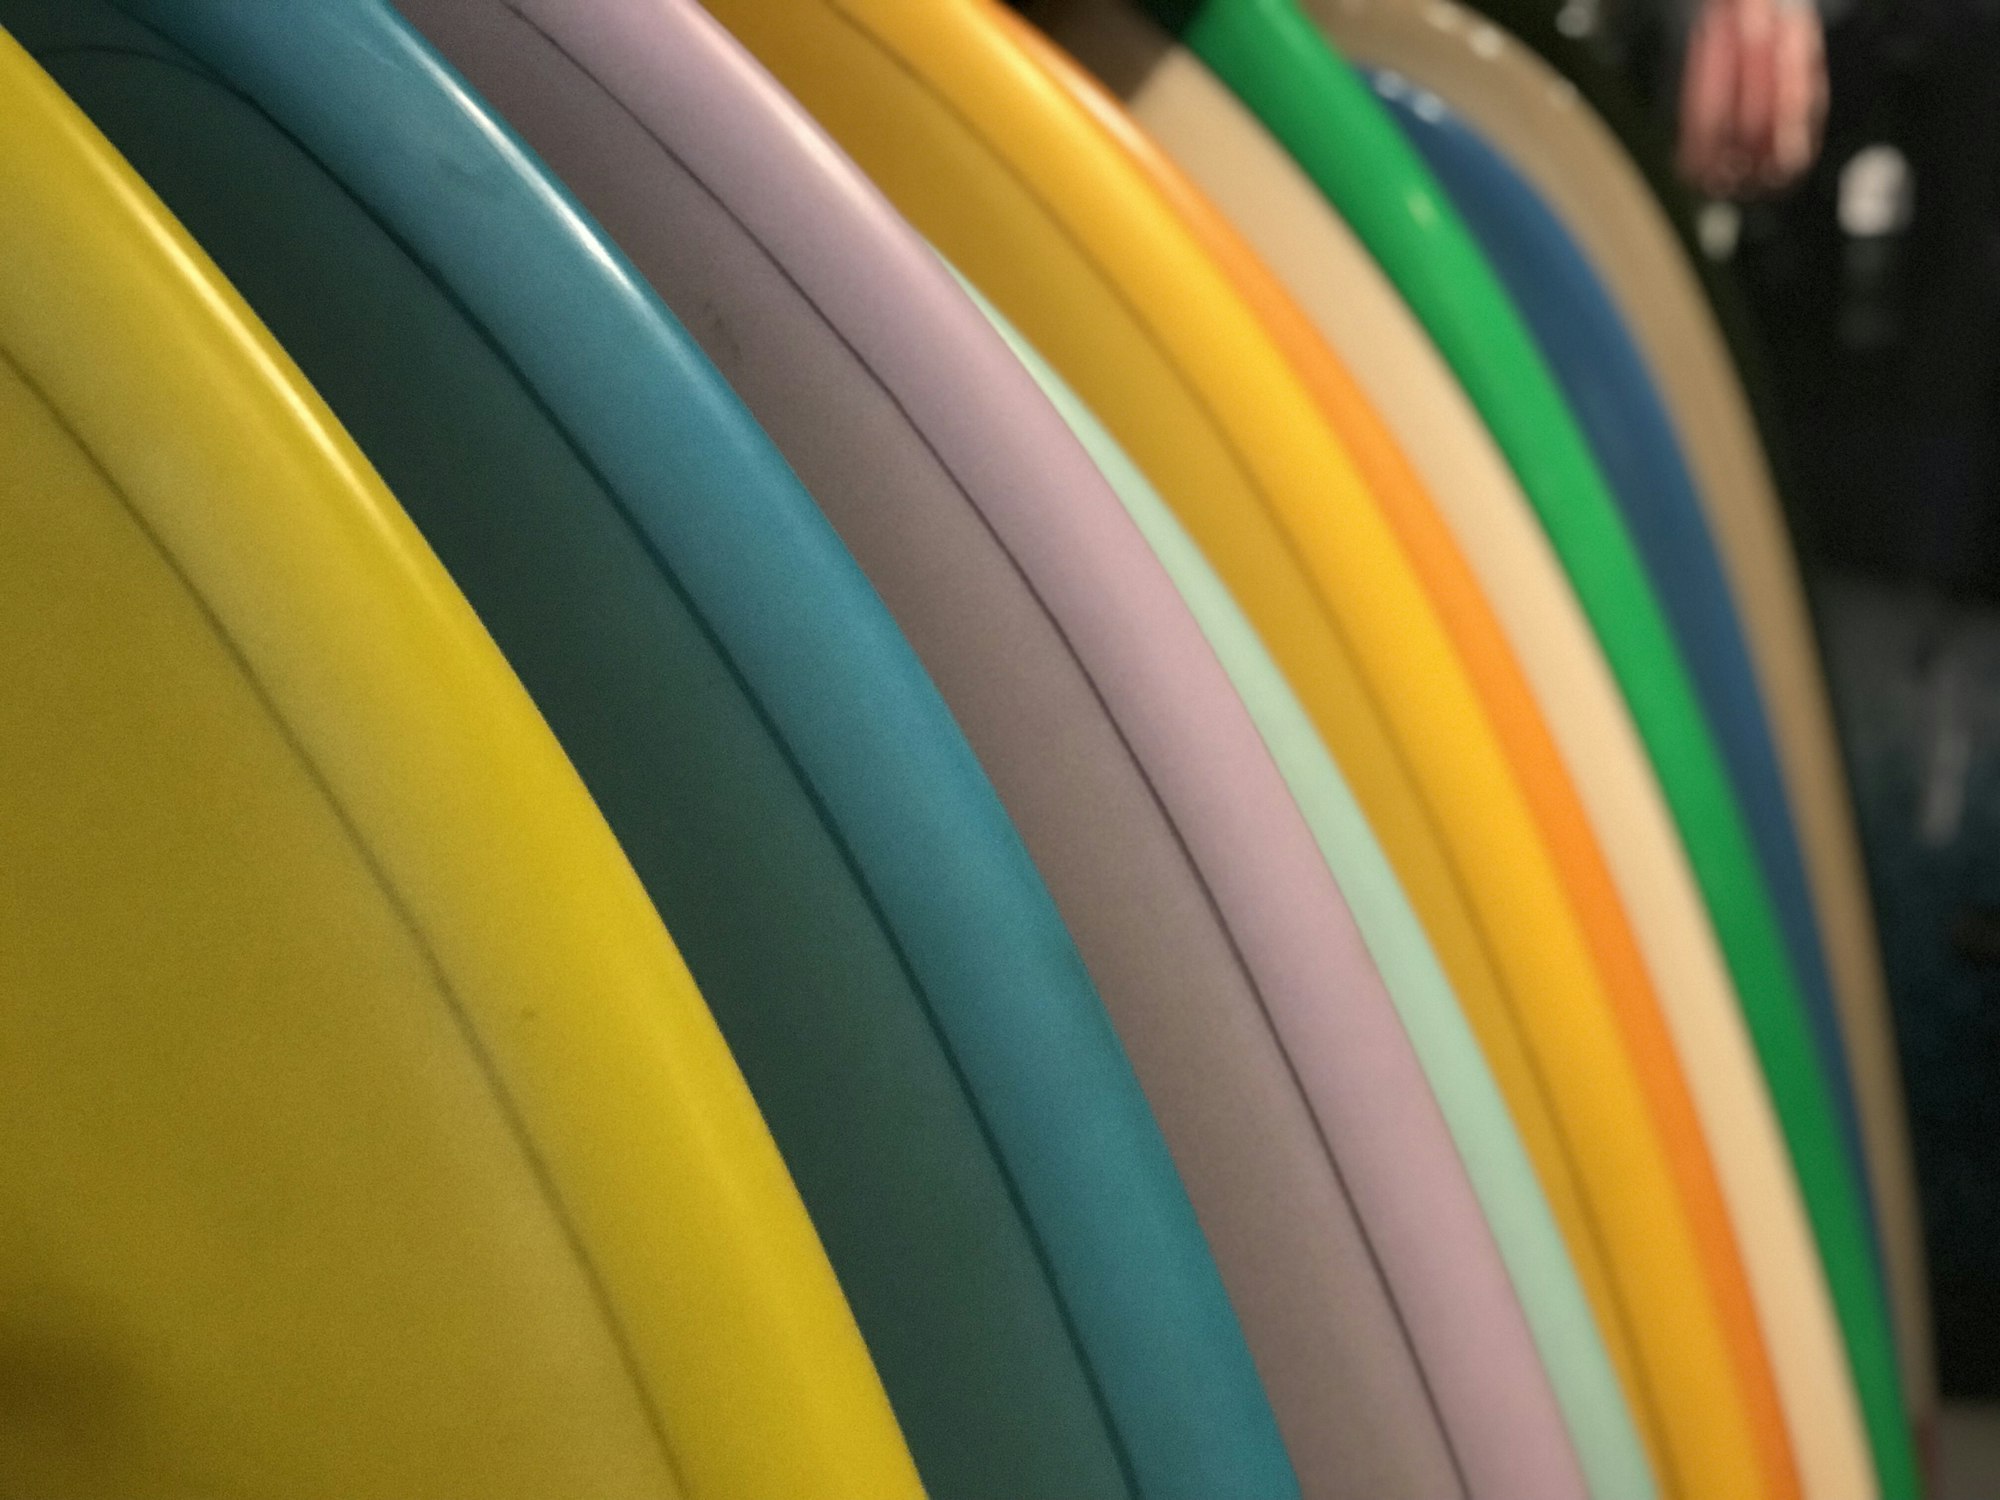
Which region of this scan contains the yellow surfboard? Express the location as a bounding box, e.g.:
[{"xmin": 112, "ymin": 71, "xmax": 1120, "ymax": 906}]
[
  {"xmin": 1031, "ymin": 8, "xmax": 1873, "ymax": 1496},
  {"xmin": 701, "ymin": 2, "xmax": 1794, "ymax": 1497},
  {"xmin": 1319, "ymin": 0, "xmax": 1933, "ymax": 1431},
  {"xmin": 0, "ymin": 32, "xmax": 918, "ymax": 1500}
]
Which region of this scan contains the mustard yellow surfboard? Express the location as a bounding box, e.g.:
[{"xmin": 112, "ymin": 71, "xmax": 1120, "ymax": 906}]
[
  {"xmin": 700, "ymin": 2, "xmax": 1795, "ymax": 1497},
  {"xmin": 0, "ymin": 33, "xmax": 917, "ymax": 1499}
]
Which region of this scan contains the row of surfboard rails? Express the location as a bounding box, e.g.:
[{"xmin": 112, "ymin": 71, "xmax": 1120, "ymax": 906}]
[{"xmin": 0, "ymin": 2, "xmax": 1926, "ymax": 1500}]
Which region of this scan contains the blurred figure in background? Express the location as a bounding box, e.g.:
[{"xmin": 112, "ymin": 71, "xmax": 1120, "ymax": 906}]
[
  {"xmin": 1592, "ymin": 0, "xmax": 1830, "ymax": 195},
  {"xmin": 1677, "ymin": 0, "xmax": 1828, "ymax": 195},
  {"xmin": 1602, "ymin": 0, "xmax": 2000, "ymax": 1409}
]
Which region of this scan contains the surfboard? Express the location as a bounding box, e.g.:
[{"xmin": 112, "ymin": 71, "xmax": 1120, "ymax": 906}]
[
  {"xmin": 1047, "ymin": 19, "xmax": 1868, "ymax": 1500},
  {"xmin": 389, "ymin": 6, "xmax": 1571, "ymax": 1497},
  {"xmin": 1133, "ymin": 0, "xmax": 1905, "ymax": 1471},
  {"xmin": 1372, "ymin": 49, "xmax": 1866, "ymax": 1260},
  {"xmin": 1325, "ymin": 0, "xmax": 1933, "ymax": 1438},
  {"xmin": 1374, "ymin": 73, "xmax": 1905, "ymax": 1500},
  {"xmin": 1017, "ymin": 0, "xmax": 1827, "ymax": 1478},
  {"xmin": 0, "ymin": 30, "xmax": 916, "ymax": 1499},
  {"xmin": 698, "ymin": 2, "xmax": 1789, "ymax": 1497},
  {"xmin": 2, "ymin": 3, "xmax": 1284, "ymax": 1495},
  {"xmin": 1034, "ymin": 0, "xmax": 1885, "ymax": 1487},
  {"xmin": 963, "ymin": 266, "xmax": 1657, "ymax": 1500}
]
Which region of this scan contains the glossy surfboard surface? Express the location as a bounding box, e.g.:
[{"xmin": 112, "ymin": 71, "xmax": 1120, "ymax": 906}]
[
  {"xmin": 4, "ymin": 3, "xmax": 1280, "ymax": 1495},
  {"xmin": 1080, "ymin": 26, "xmax": 1864, "ymax": 1500},
  {"xmin": 699, "ymin": 2, "xmax": 1794, "ymax": 1497},
  {"xmin": 0, "ymin": 30, "xmax": 916, "ymax": 1499},
  {"xmin": 1325, "ymin": 0, "xmax": 1933, "ymax": 1435},
  {"xmin": 963, "ymin": 270, "xmax": 1656, "ymax": 1500},
  {"xmin": 1140, "ymin": 0, "xmax": 1912, "ymax": 1484},
  {"xmin": 390, "ymin": 6, "xmax": 1528, "ymax": 1498},
  {"xmin": 1031, "ymin": 8, "xmax": 1871, "ymax": 1496},
  {"xmin": 1009, "ymin": 6, "xmax": 1820, "ymax": 1492},
  {"xmin": 1160, "ymin": 1, "xmax": 1913, "ymax": 1487},
  {"xmin": 1373, "ymin": 48, "xmax": 1865, "ymax": 1257},
  {"xmin": 1376, "ymin": 74, "xmax": 1903, "ymax": 1500},
  {"xmin": 709, "ymin": 4, "xmax": 1600, "ymax": 1498}
]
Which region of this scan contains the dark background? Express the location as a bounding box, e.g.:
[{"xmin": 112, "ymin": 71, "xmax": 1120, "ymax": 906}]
[{"xmin": 1595, "ymin": 0, "xmax": 2000, "ymax": 1398}]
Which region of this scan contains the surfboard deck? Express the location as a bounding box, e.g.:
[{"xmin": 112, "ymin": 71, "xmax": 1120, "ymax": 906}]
[
  {"xmin": 1325, "ymin": 1, "xmax": 1933, "ymax": 1439},
  {"xmin": 967, "ymin": 263, "xmax": 1656, "ymax": 1500},
  {"xmin": 0, "ymin": 30, "xmax": 915, "ymax": 1498},
  {"xmin": 1039, "ymin": 15, "xmax": 1878, "ymax": 1499},
  {"xmin": 1375, "ymin": 73, "xmax": 1902, "ymax": 1500}
]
